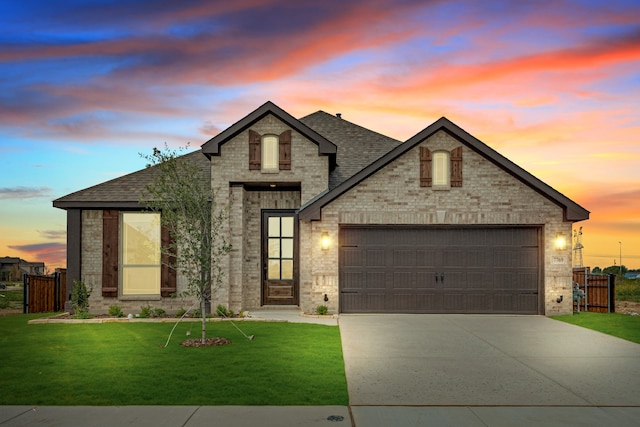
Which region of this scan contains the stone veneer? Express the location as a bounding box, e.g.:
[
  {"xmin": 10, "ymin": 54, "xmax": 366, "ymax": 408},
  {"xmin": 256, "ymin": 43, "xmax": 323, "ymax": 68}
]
[{"xmin": 299, "ymin": 130, "xmax": 574, "ymax": 316}]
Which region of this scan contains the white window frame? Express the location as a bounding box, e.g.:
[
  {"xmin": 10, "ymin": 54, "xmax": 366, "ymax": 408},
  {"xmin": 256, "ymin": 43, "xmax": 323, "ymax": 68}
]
[
  {"xmin": 433, "ymin": 151, "xmax": 450, "ymax": 187},
  {"xmin": 262, "ymin": 134, "xmax": 279, "ymax": 171}
]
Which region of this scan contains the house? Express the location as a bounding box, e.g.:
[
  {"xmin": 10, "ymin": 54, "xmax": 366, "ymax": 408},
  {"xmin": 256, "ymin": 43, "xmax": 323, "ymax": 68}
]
[
  {"xmin": 53, "ymin": 101, "xmax": 589, "ymax": 316},
  {"xmin": 0, "ymin": 256, "xmax": 46, "ymax": 281}
]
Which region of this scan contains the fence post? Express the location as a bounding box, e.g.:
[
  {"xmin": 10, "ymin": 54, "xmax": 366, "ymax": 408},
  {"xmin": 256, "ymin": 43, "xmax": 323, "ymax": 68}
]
[
  {"xmin": 608, "ymin": 274, "xmax": 615, "ymax": 313},
  {"xmin": 583, "ymin": 267, "xmax": 588, "ymax": 312},
  {"xmin": 23, "ymin": 274, "xmax": 29, "ymax": 314}
]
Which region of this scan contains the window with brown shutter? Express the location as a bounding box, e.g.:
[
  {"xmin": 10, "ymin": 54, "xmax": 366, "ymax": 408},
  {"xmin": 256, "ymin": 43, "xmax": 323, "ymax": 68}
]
[
  {"xmin": 102, "ymin": 209, "xmax": 119, "ymax": 297},
  {"xmin": 279, "ymin": 130, "xmax": 291, "ymax": 170},
  {"xmin": 249, "ymin": 130, "xmax": 261, "ymax": 170},
  {"xmin": 450, "ymin": 146, "xmax": 463, "ymax": 187},
  {"xmin": 420, "ymin": 146, "xmax": 432, "ymax": 187},
  {"xmin": 160, "ymin": 225, "xmax": 177, "ymax": 297}
]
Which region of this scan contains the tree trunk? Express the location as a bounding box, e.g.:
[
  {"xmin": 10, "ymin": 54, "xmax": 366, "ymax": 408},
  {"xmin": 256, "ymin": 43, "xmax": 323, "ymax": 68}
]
[{"xmin": 200, "ymin": 297, "xmax": 207, "ymax": 344}]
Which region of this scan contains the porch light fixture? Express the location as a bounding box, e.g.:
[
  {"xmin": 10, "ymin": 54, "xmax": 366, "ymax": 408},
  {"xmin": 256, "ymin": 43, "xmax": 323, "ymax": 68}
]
[
  {"xmin": 321, "ymin": 232, "xmax": 330, "ymax": 251},
  {"xmin": 555, "ymin": 232, "xmax": 567, "ymax": 251}
]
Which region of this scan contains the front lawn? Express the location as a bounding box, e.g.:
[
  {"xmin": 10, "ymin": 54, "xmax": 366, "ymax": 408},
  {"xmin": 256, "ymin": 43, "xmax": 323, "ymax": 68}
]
[
  {"xmin": 0, "ymin": 314, "xmax": 348, "ymax": 406},
  {"xmin": 552, "ymin": 312, "xmax": 640, "ymax": 344}
]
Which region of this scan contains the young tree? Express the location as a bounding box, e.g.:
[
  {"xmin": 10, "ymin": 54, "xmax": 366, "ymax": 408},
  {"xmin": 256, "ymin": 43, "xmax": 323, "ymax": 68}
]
[{"xmin": 140, "ymin": 145, "xmax": 231, "ymax": 344}]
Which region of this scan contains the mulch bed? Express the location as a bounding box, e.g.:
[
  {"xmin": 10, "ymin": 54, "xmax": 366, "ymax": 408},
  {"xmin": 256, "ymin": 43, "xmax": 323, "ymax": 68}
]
[{"xmin": 180, "ymin": 337, "xmax": 231, "ymax": 347}]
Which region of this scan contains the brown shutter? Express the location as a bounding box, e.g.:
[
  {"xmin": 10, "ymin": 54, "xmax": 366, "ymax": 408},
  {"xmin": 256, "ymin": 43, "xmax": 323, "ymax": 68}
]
[
  {"xmin": 102, "ymin": 210, "xmax": 119, "ymax": 297},
  {"xmin": 420, "ymin": 147, "xmax": 432, "ymax": 187},
  {"xmin": 279, "ymin": 130, "xmax": 291, "ymax": 170},
  {"xmin": 249, "ymin": 130, "xmax": 261, "ymax": 170},
  {"xmin": 450, "ymin": 147, "xmax": 463, "ymax": 187},
  {"xmin": 160, "ymin": 225, "xmax": 177, "ymax": 298}
]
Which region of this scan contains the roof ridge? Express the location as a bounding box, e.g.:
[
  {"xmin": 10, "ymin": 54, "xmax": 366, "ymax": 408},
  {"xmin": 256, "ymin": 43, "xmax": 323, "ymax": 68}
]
[{"xmin": 299, "ymin": 110, "xmax": 401, "ymax": 143}]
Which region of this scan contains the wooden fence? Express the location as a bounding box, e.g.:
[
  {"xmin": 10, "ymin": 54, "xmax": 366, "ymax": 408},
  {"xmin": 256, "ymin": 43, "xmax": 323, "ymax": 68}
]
[
  {"xmin": 572, "ymin": 267, "xmax": 615, "ymax": 313},
  {"xmin": 23, "ymin": 270, "xmax": 67, "ymax": 313}
]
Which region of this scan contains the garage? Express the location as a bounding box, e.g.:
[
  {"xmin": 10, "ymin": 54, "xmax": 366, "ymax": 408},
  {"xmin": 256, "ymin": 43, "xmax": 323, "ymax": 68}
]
[{"xmin": 339, "ymin": 226, "xmax": 542, "ymax": 314}]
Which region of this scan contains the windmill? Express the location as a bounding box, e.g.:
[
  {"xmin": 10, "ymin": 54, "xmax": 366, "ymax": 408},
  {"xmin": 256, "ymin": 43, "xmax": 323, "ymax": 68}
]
[{"xmin": 573, "ymin": 226, "xmax": 584, "ymax": 268}]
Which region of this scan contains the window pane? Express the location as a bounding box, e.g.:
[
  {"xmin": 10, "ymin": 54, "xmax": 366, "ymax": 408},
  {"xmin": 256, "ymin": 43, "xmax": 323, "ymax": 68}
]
[
  {"xmin": 268, "ymin": 217, "xmax": 280, "ymax": 237},
  {"xmin": 267, "ymin": 260, "xmax": 280, "ymax": 280},
  {"xmin": 268, "ymin": 238, "xmax": 280, "ymax": 258},
  {"xmin": 262, "ymin": 135, "xmax": 278, "ymax": 170},
  {"xmin": 281, "ymin": 216, "xmax": 294, "ymax": 237},
  {"xmin": 122, "ymin": 266, "xmax": 160, "ymax": 295},
  {"xmin": 433, "ymin": 152, "xmax": 449, "ymax": 186},
  {"xmin": 122, "ymin": 212, "xmax": 161, "ymax": 296},
  {"xmin": 281, "ymin": 260, "xmax": 294, "ymax": 280},
  {"xmin": 281, "ymin": 238, "xmax": 293, "ymax": 259},
  {"xmin": 122, "ymin": 213, "xmax": 160, "ymax": 265}
]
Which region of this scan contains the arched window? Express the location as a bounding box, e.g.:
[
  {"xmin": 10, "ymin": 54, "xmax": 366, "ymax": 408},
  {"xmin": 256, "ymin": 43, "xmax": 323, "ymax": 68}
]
[
  {"xmin": 432, "ymin": 151, "xmax": 450, "ymax": 186},
  {"xmin": 262, "ymin": 134, "xmax": 279, "ymax": 171}
]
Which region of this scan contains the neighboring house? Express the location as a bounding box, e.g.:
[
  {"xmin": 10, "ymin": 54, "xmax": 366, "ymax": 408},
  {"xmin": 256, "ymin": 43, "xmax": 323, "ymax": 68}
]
[
  {"xmin": 0, "ymin": 256, "xmax": 46, "ymax": 280},
  {"xmin": 53, "ymin": 101, "xmax": 589, "ymax": 316}
]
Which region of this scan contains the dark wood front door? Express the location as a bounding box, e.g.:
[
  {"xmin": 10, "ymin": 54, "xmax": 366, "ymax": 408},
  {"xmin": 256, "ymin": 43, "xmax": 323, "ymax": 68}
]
[{"xmin": 262, "ymin": 211, "xmax": 298, "ymax": 305}]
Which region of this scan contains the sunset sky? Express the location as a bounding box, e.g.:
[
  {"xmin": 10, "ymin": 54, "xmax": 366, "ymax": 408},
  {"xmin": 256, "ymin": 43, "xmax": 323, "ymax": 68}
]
[{"xmin": 1, "ymin": 0, "xmax": 639, "ymax": 272}]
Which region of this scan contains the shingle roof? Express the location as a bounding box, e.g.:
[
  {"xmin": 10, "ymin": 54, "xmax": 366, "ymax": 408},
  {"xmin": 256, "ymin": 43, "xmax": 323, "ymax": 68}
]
[
  {"xmin": 53, "ymin": 150, "xmax": 210, "ymax": 209},
  {"xmin": 299, "ymin": 111, "xmax": 402, "ymax": 189}
]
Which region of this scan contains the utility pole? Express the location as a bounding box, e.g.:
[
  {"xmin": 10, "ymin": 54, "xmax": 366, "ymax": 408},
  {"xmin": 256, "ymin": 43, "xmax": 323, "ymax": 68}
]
[{"xmin": 619, "ymin": 241, "xmax": 622, "ymax": 278}]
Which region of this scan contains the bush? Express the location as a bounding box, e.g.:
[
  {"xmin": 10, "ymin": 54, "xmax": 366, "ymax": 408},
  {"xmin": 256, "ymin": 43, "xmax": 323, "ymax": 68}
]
[
  {"xmin": 216, "ymin": 304, "xmax": 229, "ymax": 317},
  {"xmin": 616, "ymin": 278, "xmax": 640, "ymax": 302},
  {"xmin": 176, "ymin": 307, "xmax": 187, "ymax": 317},
  {"xmin": 71, "ymin": 280, "xmax": 92, "ymax": 318},
  {"xmin": 108, "ymin": 304, "xmax": 124, "ymax": 318},
  {"xmin": 152, "ymin": 307, "xmax": 166, "ymax": 318},
  {"xmin": 139, "ymin": 305, "xmax": 152, "ymax": 318},
  {"xmin": 315, "ymin": 305, "xmax": 328, "ymax": 315}
]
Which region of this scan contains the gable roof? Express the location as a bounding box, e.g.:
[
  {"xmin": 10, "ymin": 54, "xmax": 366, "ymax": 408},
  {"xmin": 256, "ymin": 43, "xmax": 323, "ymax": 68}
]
[
  {"xmin": 298, "ymin": 117, "xmax": 590, "ymax": 222},
  {"xmin": 201, "ymin": 101, "xmax": 337, "ymax": 165},
  {"xmin": 53, "ymin": 150, "xmax": 210, "ymax": 209},
  {"xmin": 299, "ymin": 111, "xmax": 402, "ymax": 189}
]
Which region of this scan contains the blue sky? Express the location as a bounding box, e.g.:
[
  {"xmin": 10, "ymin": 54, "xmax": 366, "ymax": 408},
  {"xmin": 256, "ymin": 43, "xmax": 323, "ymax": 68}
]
[{"xmin": 1, "ymin": 0, "xmax": 639, "ymax": 270}]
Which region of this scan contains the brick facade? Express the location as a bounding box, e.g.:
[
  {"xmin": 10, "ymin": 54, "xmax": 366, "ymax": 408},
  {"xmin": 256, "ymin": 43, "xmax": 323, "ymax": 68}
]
[
  {"xmin": 210, "ymin": 114, "xmax": 328, "ymax": 311},
  {"xmin": 299, "ymin": 130, "xmax": 574, "ymax": 315}
]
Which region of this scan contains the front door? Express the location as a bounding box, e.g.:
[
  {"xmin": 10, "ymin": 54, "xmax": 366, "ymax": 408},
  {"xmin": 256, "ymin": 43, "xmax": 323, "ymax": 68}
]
[{"xmin": 262, "ymin": 210, "xmax": 298, "ymax": 305}]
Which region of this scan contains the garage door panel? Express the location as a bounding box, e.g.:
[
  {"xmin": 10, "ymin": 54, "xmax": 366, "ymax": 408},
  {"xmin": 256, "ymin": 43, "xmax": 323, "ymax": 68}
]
[{"xmin": 339, "ymin": 227, "xmax": 541, "ymax": 314}]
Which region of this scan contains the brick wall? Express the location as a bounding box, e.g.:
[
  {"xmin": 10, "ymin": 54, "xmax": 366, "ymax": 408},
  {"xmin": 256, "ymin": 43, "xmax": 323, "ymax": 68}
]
[
  {"xmin": 211, "ymin": 114, "xmax": 327, "ymax": 311},
  {"xmin": 300, "ymin": 130, "xmax": 574, "ymax": 315}
]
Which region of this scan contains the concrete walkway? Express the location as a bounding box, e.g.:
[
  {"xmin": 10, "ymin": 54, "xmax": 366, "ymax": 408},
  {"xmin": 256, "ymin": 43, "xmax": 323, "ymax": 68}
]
[{"xmin": 2, "ymin": 313, "xmax": 640, "ymax": 426}]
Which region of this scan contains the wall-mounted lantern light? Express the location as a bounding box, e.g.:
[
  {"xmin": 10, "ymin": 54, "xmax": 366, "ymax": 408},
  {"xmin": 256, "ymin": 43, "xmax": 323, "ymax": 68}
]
[
  {"xmin": 555, "ymin": 232, "xmax": 567, "ymax": 251},
  {"xmin": 321, "ymin": 232, "xmax": 330, "ymax": 251}
]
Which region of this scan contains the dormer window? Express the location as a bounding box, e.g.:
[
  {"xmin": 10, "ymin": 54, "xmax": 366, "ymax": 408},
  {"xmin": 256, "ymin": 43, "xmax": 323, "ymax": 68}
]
[{"xmin": 248, "ymin": 130, "xmax": 292, "ymax": 171}]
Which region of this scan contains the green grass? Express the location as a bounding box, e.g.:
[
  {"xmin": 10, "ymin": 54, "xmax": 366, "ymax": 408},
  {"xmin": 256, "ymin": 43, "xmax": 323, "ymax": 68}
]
[
  {"xmin": 0, "ymin": 289, "xmax": 23, "ymax": 309},
  {"xmin": 552, "ymin": 312, "xmax": 640, "ymax": 344},
  {"xmin": 0, "ymin": 314, "xmax": 348, "ymax": 406}
]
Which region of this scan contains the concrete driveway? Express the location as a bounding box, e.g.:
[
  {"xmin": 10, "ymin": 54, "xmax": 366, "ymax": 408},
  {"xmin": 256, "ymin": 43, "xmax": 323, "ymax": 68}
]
[{"xmin": 339, "ymin": 314, "xmax": 640, "ymax": 406}]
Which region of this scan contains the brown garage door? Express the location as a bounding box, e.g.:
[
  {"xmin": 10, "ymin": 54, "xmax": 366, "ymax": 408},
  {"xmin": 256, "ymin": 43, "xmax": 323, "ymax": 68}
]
[{"xmin": 339, "ymin": 226, "xmax": 541, "ymax": 314}]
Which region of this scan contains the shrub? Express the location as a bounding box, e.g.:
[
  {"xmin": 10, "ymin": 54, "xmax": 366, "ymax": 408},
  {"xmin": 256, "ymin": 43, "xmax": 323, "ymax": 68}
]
[
  {"xmin": 316, "ymin": 305, "xmax": 328, "ymax": 315},
  {"xmin": 71, "ymin": 280, "xmax": 92, "ymax": 318},
  {"xmin": 108, "ymin": 304, "xmax": 124, "ymax": 318},
  {"xmin": 616, "ymin": 279, "xmax": 640, "ymax": 302},
  {"xmin": 139, "ymin": 305, "xmax": 152, "ymax": 318},
  {"xmin": 152, "ymin": 307, "xmax": 166, "ymax": 318},
  {"xmin": 176, "ymin": 307, "xmax": 187, "ymax": 317},
  {"xmin": 216, "ymin": 304, "xmax": 229, "ymax": 317}
]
